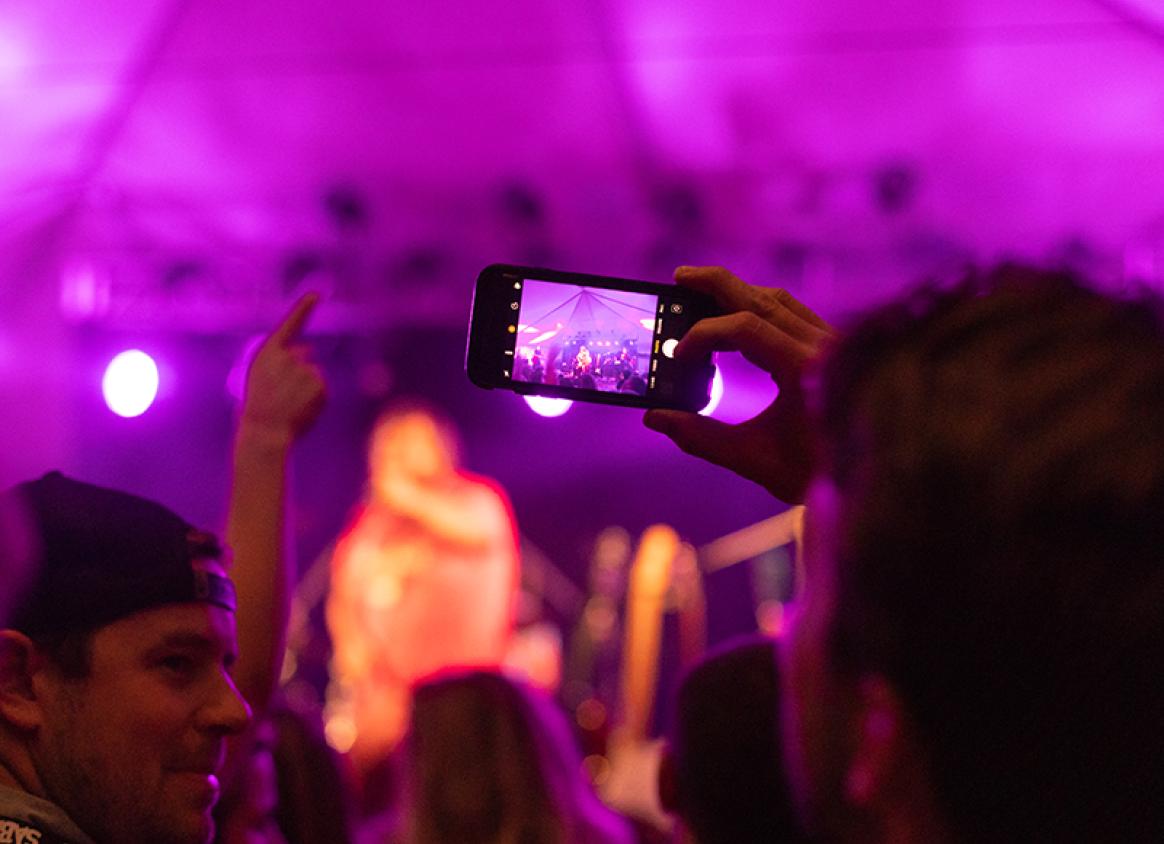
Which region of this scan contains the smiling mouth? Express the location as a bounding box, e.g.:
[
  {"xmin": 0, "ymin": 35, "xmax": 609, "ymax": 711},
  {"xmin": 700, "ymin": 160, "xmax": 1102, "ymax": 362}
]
[{"xmin": 172, "ymin": 772, "xmax": 221, "ymax": 808}]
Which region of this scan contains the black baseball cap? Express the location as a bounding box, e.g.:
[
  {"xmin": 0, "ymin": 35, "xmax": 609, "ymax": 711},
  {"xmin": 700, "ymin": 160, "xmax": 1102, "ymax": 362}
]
[{"xmin": 6, "ymin": 472, "xmax": 236, "ymax": 637}]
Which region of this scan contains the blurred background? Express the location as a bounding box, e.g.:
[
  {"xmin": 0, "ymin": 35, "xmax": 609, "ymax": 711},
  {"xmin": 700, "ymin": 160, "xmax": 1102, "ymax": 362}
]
[{"xmin": 3, "ymin": 0, "xmax": 1164, "ymax": 724}]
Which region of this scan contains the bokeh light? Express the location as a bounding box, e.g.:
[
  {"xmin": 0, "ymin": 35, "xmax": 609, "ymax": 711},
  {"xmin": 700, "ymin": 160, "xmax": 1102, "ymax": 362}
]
[
  {"xmin": 102, "ymin": 350, "xmax": 159, "ymax": 418},
  {"xmin": 524, "ymin": 395, "xmax": 573, "ymax": 418},
  {"xmin": 700, "ymin": 366, "xmax": 724, "ymax": 417}
]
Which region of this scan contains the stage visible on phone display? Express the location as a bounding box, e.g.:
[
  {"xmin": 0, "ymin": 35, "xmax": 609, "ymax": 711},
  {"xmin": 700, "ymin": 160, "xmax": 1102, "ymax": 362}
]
[{"xmin": 509, "ymin": 279, "xmax": 656, "ymax": 397}]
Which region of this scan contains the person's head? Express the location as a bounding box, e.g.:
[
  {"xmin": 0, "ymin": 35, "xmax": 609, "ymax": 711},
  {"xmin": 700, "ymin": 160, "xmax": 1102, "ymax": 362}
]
[
  {"xmin": 400, "ymin": 669, "xmax": 629, "ymax": 844},
  {"xmin": 0, "ymin": 481, "xmax": 35, "ymax": 625},
  {"xmin": 214, "ymin": 719, "xmax": 287, "ymax": 844},
  {"xmin": 214, "ymin": 702, "xmax": 353, "ymax": 844},
  {"xmin": 0, "ymin": 472, "xmax": 252, "ymax": 844},
  {"xmin": 783, "ymin": 266, "xmax": 1164, "ymax": 841},
  {"xmin": 267, "ymin": 702, "xmax": 355, "ymax": 844},
  {"xmin": 659, "ymin": 636, "xmax": 803, "ymax": 844},
  {"xmin": 368, "ymin": 401, "xmax": 459, "ymax": 490}
]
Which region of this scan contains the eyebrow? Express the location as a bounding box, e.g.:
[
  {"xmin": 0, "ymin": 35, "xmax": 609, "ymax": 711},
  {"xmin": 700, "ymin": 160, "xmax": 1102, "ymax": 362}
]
[{"xmin": 147, "ymin": 632, "xmax": 238, "ymax": 663}]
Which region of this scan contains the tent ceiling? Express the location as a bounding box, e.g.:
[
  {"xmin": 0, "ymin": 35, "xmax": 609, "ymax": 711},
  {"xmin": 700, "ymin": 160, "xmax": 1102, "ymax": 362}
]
[{"xmin": 2, "ymin": 0, "xmax": 1164, "ymax": 331}]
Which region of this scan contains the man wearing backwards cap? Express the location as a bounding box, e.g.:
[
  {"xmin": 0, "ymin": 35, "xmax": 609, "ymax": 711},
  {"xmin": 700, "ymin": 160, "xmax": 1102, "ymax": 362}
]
[
  {"xmin": 0, "ymin": 473, "xmax": 250, "ymax": 844},
  {"xmin": 0, "ymin": 294, "xmax": 326, "ymax": 844}
]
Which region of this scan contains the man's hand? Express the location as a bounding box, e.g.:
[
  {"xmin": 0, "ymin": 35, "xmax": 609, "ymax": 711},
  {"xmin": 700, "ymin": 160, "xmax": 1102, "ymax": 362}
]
[
  {"xmin": 240, "ymin": 293, "xmax": 327, "ymax": 445},
  {"xmin": 643, "ymin": 266, "xmax": 834, "ymax": 504},
  {"xmin": 227, "ymin": 292, "xmax": 326, "ymax": 715}
]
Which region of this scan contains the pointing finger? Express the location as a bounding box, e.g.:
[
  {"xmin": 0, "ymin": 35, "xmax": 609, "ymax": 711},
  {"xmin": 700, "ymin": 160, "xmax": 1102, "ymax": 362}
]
[{"xmin": 270, "ymin": 292, "xmax": 320, "ymax": 346}]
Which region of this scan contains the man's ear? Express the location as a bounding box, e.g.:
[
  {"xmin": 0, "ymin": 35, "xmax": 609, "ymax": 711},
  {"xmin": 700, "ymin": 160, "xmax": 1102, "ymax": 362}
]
[
  {"xmin": 0, "ymin": 630, "xmax": 48, "ymax": 732},
  {"xmin": 657, "ymin": 742, "xmax": 680, "ymax": 815},
  {"xmin": 844, "ymin": 675, "xmax": 909, "ymax": 808}
]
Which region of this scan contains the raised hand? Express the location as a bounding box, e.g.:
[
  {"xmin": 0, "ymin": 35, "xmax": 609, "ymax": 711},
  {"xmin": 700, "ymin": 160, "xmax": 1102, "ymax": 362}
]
[
  {"xmin": 643, "ymin": 266, "xmax": 834, "ymax": 504},
  {"xmin": 227, "ymin": 293, "xmax": 327, "ymax": 714},
  {"xmin": 241, "ymin": 293, "xmax": 327, "ymax": 445}
]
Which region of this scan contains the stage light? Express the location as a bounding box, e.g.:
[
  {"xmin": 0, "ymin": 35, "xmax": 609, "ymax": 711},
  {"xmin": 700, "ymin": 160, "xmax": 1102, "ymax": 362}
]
[
  {"xmin": 524, "ymin": 395, "xmax": 573, "ymax": 418},
  {"xmin": 529, "ymin": 329, "xmax": 559, "ymax": 345},
  {"xmin": 102, "ymin": 350, "xmax": 159, "ymax": 418},
  {"xmin": 699, "ymin": 366, "xmax": 724, "ymax": 417}
]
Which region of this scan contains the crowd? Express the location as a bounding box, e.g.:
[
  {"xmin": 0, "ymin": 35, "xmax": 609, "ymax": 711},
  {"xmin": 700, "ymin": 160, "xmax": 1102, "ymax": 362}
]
[{"xmin": 2, "ymin": 261, "xmax": 1162, "ymax": 843}]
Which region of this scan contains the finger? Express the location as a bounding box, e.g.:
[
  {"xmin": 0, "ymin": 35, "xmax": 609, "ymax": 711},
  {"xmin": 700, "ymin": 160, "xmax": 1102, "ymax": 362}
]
[
  {"xmin": 675, "ymin": 265, "xmax": 832, "ymax": 343},
  {"xmin": 270, "ymin": 292, "xmax": 320, "ymax": 346},
  {"xmin": 287, "ymin": 344, "xmax": 316, "ymax": 365},
  {"xmin": 643, "ymin": 410, "xmax": 746, "ymax": 469},
  {"xmin": 674, "ymin": 311, "xmax": 816, "ymax": 382},
  {"xmin": 767, "ymin": 286, "xmax": 832, "ymax": 333},
  {"xmin": 672, "ymin": 266, "xmax": 756, "ymax": 313}
]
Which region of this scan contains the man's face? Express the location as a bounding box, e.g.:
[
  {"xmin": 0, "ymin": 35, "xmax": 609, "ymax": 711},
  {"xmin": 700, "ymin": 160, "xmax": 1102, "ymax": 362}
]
[
  {"xmin": 779, "ymin": 477, "xmax": 857, "ymax": 835},
  {"xmin": 36, "ymin": 574, "xmax": 252, "ymax": 844},
  {"xmin": 370, "ymin": 413, "xmax": 454, "ymax": 485}
]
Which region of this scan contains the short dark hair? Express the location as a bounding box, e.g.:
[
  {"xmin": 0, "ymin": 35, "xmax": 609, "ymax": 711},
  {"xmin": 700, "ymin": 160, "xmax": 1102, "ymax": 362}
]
[
  {"xmin": 818, "ymin": 265, "xmax": 1164, "ymax": 840},
  {"xmin": 668, "ymin": 636, "xmax": 804, "ymax": 844}
]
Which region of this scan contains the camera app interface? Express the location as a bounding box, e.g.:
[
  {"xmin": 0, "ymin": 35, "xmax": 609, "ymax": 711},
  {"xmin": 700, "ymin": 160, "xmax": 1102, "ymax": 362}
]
[{"xmin": 509, "ymin": 279, "xmax": 657, "ymax": 396}]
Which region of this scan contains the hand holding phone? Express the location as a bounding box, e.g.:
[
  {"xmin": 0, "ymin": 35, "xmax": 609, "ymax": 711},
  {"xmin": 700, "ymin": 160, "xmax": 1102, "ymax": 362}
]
[
  {"xmin": 466, "ymin": 264, "xmax": 720, "ymax": 411},
  {"xmin": 643, "ymin": 266, "xmax": 835, "ymax": 504}
]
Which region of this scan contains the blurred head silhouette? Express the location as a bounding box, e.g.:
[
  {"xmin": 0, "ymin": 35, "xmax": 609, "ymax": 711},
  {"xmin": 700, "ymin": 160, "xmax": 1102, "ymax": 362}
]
[{"xmin": 397, "ymin": 670, "xmax": 630, "ymax": 844}]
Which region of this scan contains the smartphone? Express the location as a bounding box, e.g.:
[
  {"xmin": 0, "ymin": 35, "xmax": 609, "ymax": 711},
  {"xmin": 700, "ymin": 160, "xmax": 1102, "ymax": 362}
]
[{"xmin": 466, "ymin": 264, "xmax": 719, "ymax": 411}]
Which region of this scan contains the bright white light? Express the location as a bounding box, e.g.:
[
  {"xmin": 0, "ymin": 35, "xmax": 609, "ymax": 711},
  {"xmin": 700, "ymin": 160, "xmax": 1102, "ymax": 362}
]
[
  {"xmin": 661, "ymin": 338, "xmax": 678, "ymax": 358},
  {"xmin": 640, "ymin": 318, "xmax": 656, "ymax": 330},
  {"xmin": 528, "ymin": 329, "xmax": 559, "ymax": 345},
  {"xmin": 524, "ymin": 395, "xmax": 573, "ymax": 418},
  {"xmin": 102, "ymin": 350, "xmax": 159, "ymax": 418},
  {"xmin": 699, "ymin": 366, "xmax": 724, "ymax": 417}
]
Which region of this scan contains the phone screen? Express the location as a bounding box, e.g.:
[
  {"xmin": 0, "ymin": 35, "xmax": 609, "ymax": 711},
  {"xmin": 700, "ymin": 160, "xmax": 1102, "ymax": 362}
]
[
  {"xmin": 468, "ymin": 264, "xmax": 717, "ymax": 411},
  {"xmin": 509, "ymin": 278, "xmax": 659, "ymax": 397}
]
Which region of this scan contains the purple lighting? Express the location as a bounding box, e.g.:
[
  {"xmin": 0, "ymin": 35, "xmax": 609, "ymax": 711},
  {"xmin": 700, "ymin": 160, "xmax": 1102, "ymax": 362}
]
[
  {"xmin": 102, "ymin": 350, "xmax": 159, "ymax": 418},
  {"xmin": 0, "ymin": 28, "xmax": 25, "ymax": 85},
  {"xmin": 226, "ymin": 335, "xmax": 266, "ymax": 401},
  {"xmin": 524, "ymin": 395, "xmax": 573, "ymax": 418}
]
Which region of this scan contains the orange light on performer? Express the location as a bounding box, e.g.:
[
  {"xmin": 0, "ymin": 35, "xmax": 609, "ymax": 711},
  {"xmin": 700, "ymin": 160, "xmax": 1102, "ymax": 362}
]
[{"xmin": 324, "ymin": 402, "xmax": 519, "ymax": 781}]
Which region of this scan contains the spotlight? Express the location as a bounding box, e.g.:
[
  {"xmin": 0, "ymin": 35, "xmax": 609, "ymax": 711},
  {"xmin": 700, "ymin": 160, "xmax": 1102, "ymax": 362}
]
[
  {"xmin": 524, "ymin": 395, "xmax": 572, "ymax": 418},
  {"xmin": 699, "ymin": 366, "xmax": 724, "ymax": 417},
  {"xmin": 102, "ymin": 350, "xmax": 159, "ymax": 418}
]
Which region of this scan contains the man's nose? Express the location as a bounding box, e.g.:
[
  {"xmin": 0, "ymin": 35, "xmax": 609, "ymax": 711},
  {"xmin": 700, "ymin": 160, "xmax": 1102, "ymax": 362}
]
[{"xmin": 199, "ymin": 668, "xmax": 253, "ymax": 736}]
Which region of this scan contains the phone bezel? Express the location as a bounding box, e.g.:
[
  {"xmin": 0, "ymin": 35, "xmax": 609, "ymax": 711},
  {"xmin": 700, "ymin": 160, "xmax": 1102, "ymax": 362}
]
[{"xmin": 466, "ymin": 263, "xmax": 718, "ymax": 411}]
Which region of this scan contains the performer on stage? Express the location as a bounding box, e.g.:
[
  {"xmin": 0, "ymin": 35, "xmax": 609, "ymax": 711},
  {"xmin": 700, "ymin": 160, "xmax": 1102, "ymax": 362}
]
[{"xmin": 325, "ymin": 402, "xmax": 520, "ymax": 782}]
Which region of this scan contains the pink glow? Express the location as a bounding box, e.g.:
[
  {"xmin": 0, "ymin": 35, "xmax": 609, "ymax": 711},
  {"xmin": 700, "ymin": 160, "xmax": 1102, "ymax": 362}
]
[
  {"xmin": 0, "ymin": 28, "xmax": 26, "ymax": 84},
  {"xmin": 226, "ymin": 335, "xmax": 266, "ymax": 401}
]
